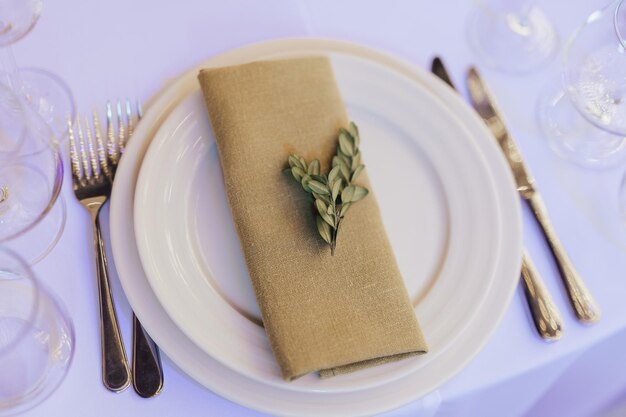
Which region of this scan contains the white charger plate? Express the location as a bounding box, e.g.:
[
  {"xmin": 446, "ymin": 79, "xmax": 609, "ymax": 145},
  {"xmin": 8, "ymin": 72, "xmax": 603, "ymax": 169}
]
[
  {"xmin": 110, "ymin": 39, "xmax": 522, "ymax": 417},
  {"xmin": 134, "ymin": 52, "xmax": 501, "ymax": 392}
]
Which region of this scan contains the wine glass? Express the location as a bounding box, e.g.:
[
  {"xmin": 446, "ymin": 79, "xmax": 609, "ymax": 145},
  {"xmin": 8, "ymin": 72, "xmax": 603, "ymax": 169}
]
[
  {"xmin": 467, "ymin": 0, "xmax": 559, "ymax": 73},
  {"xmin": 0, "ymin": 246, "xmax": 74, "ymax": 415},
  {"xmin": 0, "ymin": 0, "xmax": 75, "ymax": 141},
  {"xmin": 0, "ymin": 85, "xmax": 65, "ymax": 264},
  {"xmin": 537, "ymin": 0, "xmax": 626, "ymax": 168}
]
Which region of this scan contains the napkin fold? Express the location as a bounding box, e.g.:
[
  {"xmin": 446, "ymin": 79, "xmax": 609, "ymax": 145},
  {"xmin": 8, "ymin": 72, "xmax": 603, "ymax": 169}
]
[{"xmin": 198, "ymin": 57, "xmax": 427, "ymax": 381}]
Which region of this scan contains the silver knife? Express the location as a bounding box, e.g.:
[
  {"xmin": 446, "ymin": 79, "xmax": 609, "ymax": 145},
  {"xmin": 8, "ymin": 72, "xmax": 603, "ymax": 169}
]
[
  {"xmin": 431, "ymin": 57, "xmax": 563, "ymax": 340},
  {"xmin": 466, "ymin": 67, "xmax": 600, "ymax": 324}
]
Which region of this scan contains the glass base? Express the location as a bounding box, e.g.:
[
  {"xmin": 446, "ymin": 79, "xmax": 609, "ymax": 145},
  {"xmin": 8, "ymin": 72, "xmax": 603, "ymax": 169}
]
[
  {"xmin": 537, "ymin": 86, "xmax": 626, "ymax": 168},
  {"xmin": 467, "ymin": 4, "xmax": 559, "ymax": 73},
  {"xmin": 19, "ymin": 68, "xmax": 76, "ymax": 143},
  {"xmin": 1, "ymin": 195, "xmax": 66, "ymax": 265},
  {"xmin": 0, "ymin": 278, "xmax": 74, "ymax": 417}
]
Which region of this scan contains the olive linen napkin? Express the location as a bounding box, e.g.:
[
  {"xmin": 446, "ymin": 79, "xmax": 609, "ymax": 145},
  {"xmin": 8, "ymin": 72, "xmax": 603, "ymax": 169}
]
[{"xmin": 198, "ymin": 57, "xmax": 427, "ymax": 381}]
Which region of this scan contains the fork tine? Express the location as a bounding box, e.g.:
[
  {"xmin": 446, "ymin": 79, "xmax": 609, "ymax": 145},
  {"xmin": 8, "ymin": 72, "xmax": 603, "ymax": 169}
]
[
  {"xmin": 84, "ymin": 116, "xmax": 99, "ymax": 180},
  {"xmin": 107, "ymin": 102, "xmax": 119, "ymax": 165},
  {"xmin": 93, "ymin": 110, "xmax": 111, "ymax": 178},
  {"xmin": 76, "ymin": 117, "xmax": 92, "ymax": 181},
  {"xmin": 68, "ymin": 115, "xmax": 83, "ymax": 182},
  {"xmin": 125, "ymin": 99, "xmax": 134, "ymax": 139},
  {"xmin": 117, "ymin": 100, "xmax": 125, "ymax": 153}
]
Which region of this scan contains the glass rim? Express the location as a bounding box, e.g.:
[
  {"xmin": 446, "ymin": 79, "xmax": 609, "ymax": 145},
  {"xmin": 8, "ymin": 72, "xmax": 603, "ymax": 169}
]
[
  {"xmin": 0, "ymin": 147, "xmax": 63, "ymax": 243},
  {"xmin": 615, "ymin": 0, "xmax": 626, "ymax": 49},
  {"xmin": 0, "ymin": 246, "xmax": 41, "ymax": 358},
  {"xmin": 0, "ymin": 1, "xmax": 42, "ymax": 47}
]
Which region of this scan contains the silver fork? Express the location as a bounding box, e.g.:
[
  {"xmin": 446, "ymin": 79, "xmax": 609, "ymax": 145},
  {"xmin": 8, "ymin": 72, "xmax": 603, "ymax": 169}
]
[
  {"xmin": 69, "ymin": 108, "xmax": 131, "ymax": 392},
  {"xmin": 69, "ymin": 101, "xmax": 163, "ymax": 396}
]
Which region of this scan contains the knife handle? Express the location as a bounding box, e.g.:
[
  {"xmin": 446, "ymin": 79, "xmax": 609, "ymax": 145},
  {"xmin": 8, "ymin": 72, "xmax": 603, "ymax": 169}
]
[
  {"xmin": 520, "ymin": 252, "xmax": 563, "ymax": 341},
  {"xmin": 526, "ymin": 193, "xmax": 600, "ymax": 324},
  {"xmin": 132, "ymin": 314, "xmax": 164, "ymax": 398}
]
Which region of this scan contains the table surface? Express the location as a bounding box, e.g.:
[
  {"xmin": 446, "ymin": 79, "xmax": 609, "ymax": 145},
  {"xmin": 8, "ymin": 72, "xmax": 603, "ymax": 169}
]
[{"xmin": 15, "ymin": 1, "xmax": 626, "ymax": 416}]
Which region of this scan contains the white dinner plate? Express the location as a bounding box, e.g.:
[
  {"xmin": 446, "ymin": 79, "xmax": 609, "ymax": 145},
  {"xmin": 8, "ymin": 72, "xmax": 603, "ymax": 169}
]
[
  {"xmin": 134, "ymin": 52, "xmax": 501, "ymax": 392},
  {"xmin": 110, "ymin": 39, "xmax": 522, "ymax": 417}
]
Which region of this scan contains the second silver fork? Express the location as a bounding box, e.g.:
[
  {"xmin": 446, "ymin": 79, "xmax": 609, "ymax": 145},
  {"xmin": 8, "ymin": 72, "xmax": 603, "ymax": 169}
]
[
  {"xmin": 104, "ymin": 101, "xmax": 164, "ymax": 398},
  {"xmin": 107, "ymin": 101, "xmax": 164, "ymax": 397}
]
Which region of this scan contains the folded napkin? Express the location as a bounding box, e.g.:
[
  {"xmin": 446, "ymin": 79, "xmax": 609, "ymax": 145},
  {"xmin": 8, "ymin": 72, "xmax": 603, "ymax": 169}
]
[{"xmin": 198, "ymin": 57, "xmax": 427, "ymax": 381}]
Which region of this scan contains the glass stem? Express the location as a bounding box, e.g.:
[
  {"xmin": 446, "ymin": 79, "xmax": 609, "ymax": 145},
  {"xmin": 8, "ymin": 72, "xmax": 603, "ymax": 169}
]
[{"xmin": 0, "ymin": 46, "xmax": 23, "ymax": 94}]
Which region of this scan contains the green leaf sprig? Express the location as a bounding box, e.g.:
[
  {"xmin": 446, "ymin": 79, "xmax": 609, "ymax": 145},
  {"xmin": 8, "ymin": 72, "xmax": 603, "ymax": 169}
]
[{"xmin": 285, "ymin": 122, "xmax": 368, "ymax": 256}]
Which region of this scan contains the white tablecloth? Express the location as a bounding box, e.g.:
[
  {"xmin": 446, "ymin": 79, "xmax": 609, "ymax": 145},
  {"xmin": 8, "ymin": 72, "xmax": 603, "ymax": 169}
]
[{"xmin": 17, "ymin": 1, "xmax": 626, "ymax": 416}]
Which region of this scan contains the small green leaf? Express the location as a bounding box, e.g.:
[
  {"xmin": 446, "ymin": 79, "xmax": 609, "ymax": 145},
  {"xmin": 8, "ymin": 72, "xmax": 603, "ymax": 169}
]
[
  {"xmin": 351, "ymin": 164, "xmax": 365, "ymax": 181},
  {"xmin": 332, "ymin": 179, "xmax": 342, "ymax": 201},
  {"xmin": 311, "ymin": 174, "xmax": 328, "ymax": 184},
  {"xmin": 340, "ymin": 202, "xmax": 351, "ymax": 217},
  {"xmin": 338, "ymin": 163, "xmax": 350, "ymax": 183},
  {"xmin": 339, "ymin": 132, "xmax": 354, "ymax": 156},
  {"xmin": 288, "ymin": 155, "xmax": 304, "ymax": 169},
  {"xmin": 316, "ymin": 216, "xmax": 332, "ymax": 244},
  {"xmin": 321, "ymin": 211, "xmax": 335, "ymax": 227},
  {"xmin": 342, "ymin": 185, "xmax": 368, "ymax": 203},
  {"xmin": 351, "ymin": 151, "xmax": 361, "ymax": 171},
  {"xmin": 313, "ymin": 192, "xmax": 331, "ymax": 205},
  {"xmin": 349, "ymin": 122, "xmax": 359, "ymax": 148},
  {"xmin": 308, "ymin": 180, "xmax": 329, "ymax": 195},
  {"xmin": 308, "ymin": 159, "xmax": 320, "ymax": 176},
  {"xmin": 315, "ymin": 199, "xmax": 327, "ymax": 217},
  {"xmin": 328, "ymin": 165, "xmax": 341, "ymax": 184},
  {"xmin": 338, "ymin": 153, "xmax": 351, "ymax": 168},
  {"xmin": 301, "ymin": 174, "xmax": 312, "ymax": 192},
  {"xmin": 326, "ymin": 204, "xmax": 334, "ymax": 215},
  {"xmin": 291, "ymin": 166, "xmax": 306, "ymax": 182}
]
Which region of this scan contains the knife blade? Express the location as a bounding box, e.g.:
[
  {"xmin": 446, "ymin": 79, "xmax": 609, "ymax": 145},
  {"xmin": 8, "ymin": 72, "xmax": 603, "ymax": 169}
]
[
  {"xmin": 431, "ymin": 57, "xmax": 562, "ymax": 340},
  {"xmin": 465, "ymin": 67, "xmax": 600, "ymax": 324},
  {"xmin": 466, "ymin": 68, "xmax": 535, "ymax": 198}
]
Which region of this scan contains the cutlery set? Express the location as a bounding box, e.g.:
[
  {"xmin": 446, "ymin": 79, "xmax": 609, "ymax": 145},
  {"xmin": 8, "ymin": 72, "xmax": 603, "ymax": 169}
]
[
  {"xmin": 69, "ymin": 101, "xmax": 163, "ymax": 397},
  {"xmin": 431, "ymin": 57, "xmax": 600, "ymax": 340}
]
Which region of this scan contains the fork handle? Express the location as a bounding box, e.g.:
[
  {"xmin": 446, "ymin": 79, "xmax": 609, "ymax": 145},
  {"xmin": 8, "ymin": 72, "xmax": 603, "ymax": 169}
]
[
  {"xmin": 92, "ymin": 211, "xmax": 131, "ymax": 392},
  {"xmin": 526, "ymin": 194, "xmax": 600, "ymax": 324}
]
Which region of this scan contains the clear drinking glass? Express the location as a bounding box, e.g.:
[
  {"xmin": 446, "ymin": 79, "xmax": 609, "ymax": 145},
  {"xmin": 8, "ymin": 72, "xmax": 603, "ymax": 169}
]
[
  {"xmin": 537, "ymin": 0, "xmax": 626, "ymax": 168},
  {"xmin": 0, "ymin": 0, "xmax": 75, "ymax": 141},
  {"xmin": 467, "ymin": 0, "xmax": 559, "ymax": 73},
  {"xmin": 0, "ymin": 247, "xmax": 74, "ymax": 416},
  {"xmin": 0, "ymin": 85, "xmax": 65, "ymax": 264}
]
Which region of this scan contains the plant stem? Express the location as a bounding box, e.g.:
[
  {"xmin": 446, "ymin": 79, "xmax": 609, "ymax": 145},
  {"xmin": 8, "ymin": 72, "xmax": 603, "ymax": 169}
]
[{"xmin": 330, "ymin": 206, "xmax": 343, "ymax": 256}]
